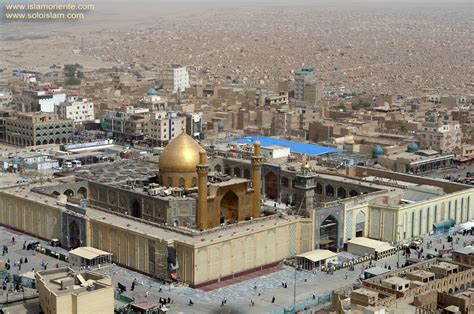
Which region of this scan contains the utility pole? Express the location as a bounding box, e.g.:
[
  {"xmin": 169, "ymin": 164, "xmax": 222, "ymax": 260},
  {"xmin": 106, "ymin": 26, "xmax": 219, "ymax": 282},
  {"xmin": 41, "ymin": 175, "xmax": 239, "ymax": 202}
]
[{"xmin": 293, "ymin": 264, "xmax": 299, "ymax": 308}]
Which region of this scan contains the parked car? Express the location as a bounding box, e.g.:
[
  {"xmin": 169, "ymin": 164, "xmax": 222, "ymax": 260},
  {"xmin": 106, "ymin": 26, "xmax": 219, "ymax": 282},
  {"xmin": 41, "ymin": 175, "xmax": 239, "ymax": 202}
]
[
  {"xmin": 410, "ymin": 238, "xmax": 423, "ymax": 249},
  {"xmin": 27, "ymin": 240, "xmax": 40, "ymax": 250},
  {"xmin": 50, "ymin": 238, "xmax": 60, "ymax": 247}
]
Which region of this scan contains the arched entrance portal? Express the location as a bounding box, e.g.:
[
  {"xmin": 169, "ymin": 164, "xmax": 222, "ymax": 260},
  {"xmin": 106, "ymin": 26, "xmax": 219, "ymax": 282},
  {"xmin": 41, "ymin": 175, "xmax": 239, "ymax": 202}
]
[
  {"xmin": 69, "ymin": 220, "xmax": 81, "ymax": 249},
  {"xmin": 320, "ymin": 215, "xmax": 339, "ymax": 251},
  {"xmin": 265, "ymin": 172, "xmax": 278, "ymax": 200},
  {"xmin": 130, "ymin": 200, "xmax": 141, "ymax": 218},
  {"xmin": 64, "ymin": 189, "xmax": 74, "ymax": 197},
  {"xmin": 77, "ymin": 187, "xmax": 87, "ymax": 199},
  {"xmin": 220, "ymin": 191, "xmax": 239, "ymax": 224},
  {"xmin": 355, "ymin": 211, "xmax": 366, "ymax": 237}
]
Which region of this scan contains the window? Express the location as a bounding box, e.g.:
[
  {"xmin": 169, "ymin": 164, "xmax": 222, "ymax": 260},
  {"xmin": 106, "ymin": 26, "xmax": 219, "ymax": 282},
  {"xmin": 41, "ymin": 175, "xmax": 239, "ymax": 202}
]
[
  {"xmin": 468, "ymin": 197, "xmax": 471, "ymax": 220},
  {"xmin": 426, "ymin": 207, "xmax": 430, "ymax": 233},
  {"xmin": 419, "ymin": 210, "xmax": 423, "ymax": 235},
  {"xmin": 455, "ymin": 200, "xmax": 458, "ymax": 221}
]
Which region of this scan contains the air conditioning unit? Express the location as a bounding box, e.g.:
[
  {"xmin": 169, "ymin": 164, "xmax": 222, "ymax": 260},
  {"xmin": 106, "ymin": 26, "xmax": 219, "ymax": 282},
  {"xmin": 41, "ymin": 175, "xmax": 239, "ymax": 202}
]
[{"xmin": 148, "ymin": 189, "xmax": 159, "ymax": 196}]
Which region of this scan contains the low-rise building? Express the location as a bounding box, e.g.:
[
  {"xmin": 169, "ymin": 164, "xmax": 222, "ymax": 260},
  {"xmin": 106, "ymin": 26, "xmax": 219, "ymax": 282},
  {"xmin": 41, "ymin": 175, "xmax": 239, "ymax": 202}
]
[
  {"xmin": 3, "ymin": 112, "xmax": 73, "ymax": 146},
  {"xmin": 453, "ymin": 246, "xmax": 474, "ymax": 267},
  {"xmin": 420, "ymin": 122, "xmax": 462, "ymax": 153},
  {"xmin": 0, "ymin": 88, "xmax": 14, "ymax": 110},
  {"xmin": 333, "ymin": 259, "xmax": 474, "ymax": 313},
  {"xmin": 36, "ymin": 267, "xmax": 113, "ymax": 314},
  {"xmin": 55, "ymin": 96, "xmax": 94, "ymax": 123}
]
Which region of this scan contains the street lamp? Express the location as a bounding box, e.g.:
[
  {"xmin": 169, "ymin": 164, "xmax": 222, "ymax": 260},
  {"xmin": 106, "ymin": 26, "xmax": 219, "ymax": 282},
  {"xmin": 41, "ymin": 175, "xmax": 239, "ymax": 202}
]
[{"xmin": 293, "ymin": 264, "xmax": 301, "ymax": 307}]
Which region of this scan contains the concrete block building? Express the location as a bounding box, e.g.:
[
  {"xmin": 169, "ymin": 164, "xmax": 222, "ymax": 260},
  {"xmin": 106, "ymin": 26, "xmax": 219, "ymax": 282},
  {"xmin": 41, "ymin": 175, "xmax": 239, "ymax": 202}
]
[
  {"xmin": 36, "ymin": 267, "xmax": 113, "ymax": 314},
  {"xmin": 3, "ymin": 112, "xmax": 73, "ymax": 146}
]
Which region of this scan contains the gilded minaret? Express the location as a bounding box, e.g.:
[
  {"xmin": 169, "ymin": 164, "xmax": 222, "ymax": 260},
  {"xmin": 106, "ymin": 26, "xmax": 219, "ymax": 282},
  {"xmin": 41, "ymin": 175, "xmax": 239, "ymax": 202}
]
[
  {"xmin": 196, "ymin": 149, "xmax": 209, "ymax": 230},
  {"xmin": 251, "ymin": 140, "xmax": 264, "ymax": 218}
]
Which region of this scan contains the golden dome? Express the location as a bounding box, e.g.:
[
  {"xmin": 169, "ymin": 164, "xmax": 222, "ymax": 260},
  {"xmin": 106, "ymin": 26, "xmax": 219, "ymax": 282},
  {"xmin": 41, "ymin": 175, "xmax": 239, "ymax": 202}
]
[{"xmin": 159, "ymin": 133, "xmax": 202, "ymax": 173}]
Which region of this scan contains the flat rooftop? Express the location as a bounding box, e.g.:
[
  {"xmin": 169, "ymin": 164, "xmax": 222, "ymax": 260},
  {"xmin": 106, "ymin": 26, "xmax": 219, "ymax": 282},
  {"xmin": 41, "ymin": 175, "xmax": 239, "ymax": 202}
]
[
  {"xmin": 36, "ymin": 267, "xmax": 111, "ymax": 295},
  {"xmin": 454, "ymin": 246, "xmax": 474, "ymax": 255},
  {"xmin": 382, "ymin": 276, "xmax": 411, "ymax": 285},
  {"xmin": 73, "ymin": 159, "xmax": 158, "ymax": 185},
  {"xmin": 352, "ymin": 288, "xmax": 379, "ymax": 298}
]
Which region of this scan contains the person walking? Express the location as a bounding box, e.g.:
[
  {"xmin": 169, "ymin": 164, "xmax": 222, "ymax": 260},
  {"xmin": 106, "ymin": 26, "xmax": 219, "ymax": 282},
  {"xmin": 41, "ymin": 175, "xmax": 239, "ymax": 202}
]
[{"xmin": 272, "ymin": 296, "xmax": 275, "ymax": 303}]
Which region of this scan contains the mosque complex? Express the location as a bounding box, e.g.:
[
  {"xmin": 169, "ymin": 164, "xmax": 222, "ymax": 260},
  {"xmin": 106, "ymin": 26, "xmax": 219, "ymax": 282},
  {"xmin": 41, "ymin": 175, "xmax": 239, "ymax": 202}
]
[{"xmin": 0, "ymin": 134, "xmax": 472, "ymax": 287}]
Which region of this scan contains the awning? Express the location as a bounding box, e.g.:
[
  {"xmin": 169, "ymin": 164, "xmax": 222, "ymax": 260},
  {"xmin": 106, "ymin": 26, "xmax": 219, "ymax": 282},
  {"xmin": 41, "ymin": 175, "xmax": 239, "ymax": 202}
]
[
  {"xmin": 69, "ymin": 247, "xmax": 112, "ymax": 261},
  {"xmin": 433, "ymin": 218, "xmax": 456, "ymax": 230},
  {"xmin": 296, "ymin": 249, "xmax": 337, "ymax": 263}
]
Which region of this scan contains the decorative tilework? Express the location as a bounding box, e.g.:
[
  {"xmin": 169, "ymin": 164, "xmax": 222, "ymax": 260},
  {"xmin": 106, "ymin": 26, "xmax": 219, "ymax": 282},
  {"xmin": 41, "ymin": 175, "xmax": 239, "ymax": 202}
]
[
  {"xmin": 346, "ymin": 210, "xmax": 353, "ymax": 239},
  {"xmin": 289, "ymin": 223, "xmax": 297, "ymax": 256}
]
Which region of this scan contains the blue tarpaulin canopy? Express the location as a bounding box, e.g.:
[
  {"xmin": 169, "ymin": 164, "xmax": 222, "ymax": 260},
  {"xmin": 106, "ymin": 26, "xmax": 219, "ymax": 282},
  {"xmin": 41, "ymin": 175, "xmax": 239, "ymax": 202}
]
[
  {"xmin": 231, "ymin": 136, "xmax": 343, "ymax": 156},
  {"xmin": 433, "ymin": 218, "xmax": 456, "ymax": 231}
]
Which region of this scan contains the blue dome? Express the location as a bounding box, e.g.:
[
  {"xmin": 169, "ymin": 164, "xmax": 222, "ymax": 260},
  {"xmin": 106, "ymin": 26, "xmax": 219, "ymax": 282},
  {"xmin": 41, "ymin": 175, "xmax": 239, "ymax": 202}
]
[
  {"xmin": 372, "ymin": 144, "xmax": 384, "ymax": 157},
  {"xmin": 147, "ymin": 88, "xmax": 157, "ymax": 96},
  {"xmin": 407, "ymin": 142, "xmax": 418, "ymax": 153}
]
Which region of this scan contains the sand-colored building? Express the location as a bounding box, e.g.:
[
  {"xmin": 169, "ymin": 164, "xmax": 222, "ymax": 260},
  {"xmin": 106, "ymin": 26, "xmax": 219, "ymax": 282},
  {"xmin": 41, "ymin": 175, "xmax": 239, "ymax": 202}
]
[
  {"xmin": 0, "ymin": 135, "xmax": 472, "ymax": 288},
  {"xmin": 36, "ymin": 267, "xmax": 113, "ymax": 314}
]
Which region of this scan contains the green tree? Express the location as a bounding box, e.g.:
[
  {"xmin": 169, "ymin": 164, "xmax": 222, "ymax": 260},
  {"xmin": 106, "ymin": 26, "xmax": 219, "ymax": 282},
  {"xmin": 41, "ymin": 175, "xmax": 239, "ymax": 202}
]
[
  {"xmin": 64, "ymin": 63, "xmax": 83, "ymax": 77},
  {"xmin": 399, "ymin": 124, "xmax": 408, "ymax": 133},
  {"xmin": 352, "ymin": 101, "xmax": 370, "ymax": 110},
  {"xmin": 337, "ymin": 103, "xmax": 347, "ymax": 112},
  {"xmin": 64, "ymin": 77, "xmax": 81, "ymax": 85}
]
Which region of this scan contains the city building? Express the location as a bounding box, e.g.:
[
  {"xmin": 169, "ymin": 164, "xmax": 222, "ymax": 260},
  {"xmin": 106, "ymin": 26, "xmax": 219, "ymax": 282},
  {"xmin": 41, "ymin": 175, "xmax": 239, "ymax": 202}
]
[
  {"xmin": 139, "ymin": 88, "xmax": 168, "ymax": 111},
  {"xmin": 3, "ymin": 112, "xmax": 74, "ymax": 146},
  {"xmin": 420, "ymin": 121, "xmax": 462, "ymax": 153},
  {"xmin": 271, "ymin": 110, "xmax": 299, "ymax": 136},
  {"xmin": 150, "ymin": 111, "xmax": 186, "ymax": 146},
  {"xmin": 256, "ymin": 91, "xmax": 289, "ymax": 107},
  {"xmin": 24, "ymin": 89, "xmax": 67, "ymax": 113},
  {"xmin": 162, "ymin": 65, "xmax": 190, "ymax": 94},
  {"xmin": 293, "ymin": 66, "xmax": 322, "ymax": 103},
  {"xmin": 102, "ymin": 107, "xmax": 150, "ymax": 140},
  {"xmin": 55, "ymin": 96, "xmax": 94, "ymax": 123},
  {"xmin": 185, "ymin": 112, "xmax": 203, "ymax": 139},
  {"xmin": 453, "ymin": 246, "xmax": 474, "ymax": 267},
  {"xmin": 0, "ymin": 88, "xmax": 14, "ymax": 110},
  {"xmin": 333, "ymin": 259, "xmax": 473, "ymax": 313},
  {"xmin": 36, "ymin": 267, "xmax": 113, "ymax": 314},
  {"xmin": 378, "ymin": 143, "xmax": 456, "ymax": 174}
]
